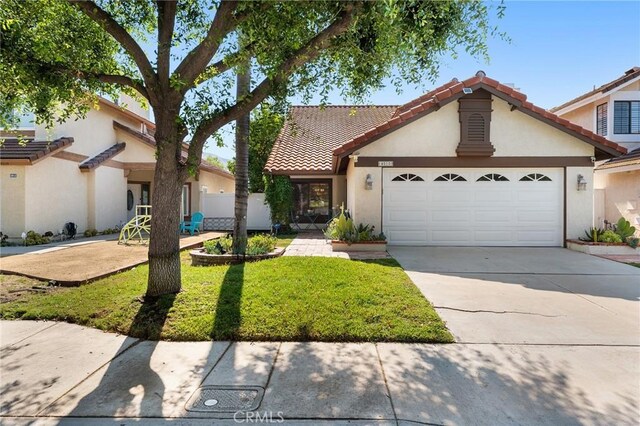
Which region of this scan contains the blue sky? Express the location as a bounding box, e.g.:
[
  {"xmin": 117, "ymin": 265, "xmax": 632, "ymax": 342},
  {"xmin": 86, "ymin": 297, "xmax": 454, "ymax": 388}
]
[{"xmin": 210, "ymin": 1, "xmax": 640, "ymax": 160}]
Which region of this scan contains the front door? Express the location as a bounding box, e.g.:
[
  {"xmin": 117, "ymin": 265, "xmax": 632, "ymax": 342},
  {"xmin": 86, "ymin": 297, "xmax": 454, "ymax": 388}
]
[{"xmin": 126, "ymin": 182, "xmax": 151, "ymax": 221}]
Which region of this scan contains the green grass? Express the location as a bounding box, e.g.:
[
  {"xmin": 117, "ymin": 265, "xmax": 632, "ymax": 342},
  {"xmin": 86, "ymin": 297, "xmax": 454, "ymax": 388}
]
[
  {"xmin": 0, "ymin": 256, "xmax": 452, "ymax": 343},
  {"xmin": 629, "ymin": 263, "xmax": 640, "ymax": 268}
]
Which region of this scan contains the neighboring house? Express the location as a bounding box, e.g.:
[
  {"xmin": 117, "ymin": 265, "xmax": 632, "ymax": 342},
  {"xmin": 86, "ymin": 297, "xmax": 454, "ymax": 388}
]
[
  {"xmin": 551, "ymin": 67, "xmax": 640, "ymax": 231},
  {"xmin": 265, "ymin": 71, "xmax": 626, "ymax": 246},
  {"xmin": 0, "ymin": 96, "xmax": 234, "ymax": 239}
]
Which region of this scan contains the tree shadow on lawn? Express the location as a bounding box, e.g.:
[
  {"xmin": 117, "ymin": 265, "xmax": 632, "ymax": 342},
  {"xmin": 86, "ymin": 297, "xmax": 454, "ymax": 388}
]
[{"xmin": 210, "ymin": 262, "xmax": 245, "ymax": 340}]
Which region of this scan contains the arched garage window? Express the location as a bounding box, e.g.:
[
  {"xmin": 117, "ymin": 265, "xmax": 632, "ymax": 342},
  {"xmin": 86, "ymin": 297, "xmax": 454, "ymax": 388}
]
[
  {"xmin": 434, "ymin": 173, "xmax": 467, "ymax": 182},
  {"xmin": 392, "ymin": 173, "xmax": 424, "ymax": 182},
  {"xmin": 477, "ymin": 173, "xmax": 509, "ymax": 182},
  {"xmin": 519, "ymin": 173, "xmax": 552, "ymax": 182}
]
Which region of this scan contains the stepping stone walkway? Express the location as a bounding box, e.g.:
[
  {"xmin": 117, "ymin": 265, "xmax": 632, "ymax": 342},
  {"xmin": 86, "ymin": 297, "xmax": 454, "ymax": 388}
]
[{"xmin": 284, "ymin": 231, "xmax": 390, "ymax": 260}]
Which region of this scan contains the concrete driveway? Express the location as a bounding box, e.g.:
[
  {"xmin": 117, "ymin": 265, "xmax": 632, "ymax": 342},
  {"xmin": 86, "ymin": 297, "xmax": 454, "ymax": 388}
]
[{"xmin": 389, "ymin": 246, "xmax": 640, "ymax": 345}]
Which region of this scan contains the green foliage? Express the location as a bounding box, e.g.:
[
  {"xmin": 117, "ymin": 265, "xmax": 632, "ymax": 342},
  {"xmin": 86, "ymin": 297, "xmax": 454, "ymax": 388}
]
[
  {"xmin": 325, "ymin": 207, "xmax": 385, "ymax": 244},
  {"xmin": 203, "ymin": 236, "xmax": 233, "ymax": 254},
  {"xmin": 25, "ymin": 231, "xmax": 50, "ymax": 246},
  {"xmin": 614, "ymin": 217, "xmax": 636, "ymax": 240},
  {"xmin": 100, "ymin": 228, "xmax": 120, "ymax": 235},
  {"xmin": 580, "ymin": 227, "xmax": 604, "ymax": 243},
  {"xmin": 246, "ymin": 234, "xmax": 278, "ymax": 256},
  {"xmin": 203, "ymin": 234, "xmax": 277, "ymax": 256},
  {"xmin": 248, "ymin": 103, "xmax": 285, "ymax": 192},
  {"xmin": 0, "ymin": 256, "xmax": 453, "ymax": 342},
  {"xmin": 204, "ymin": 155, "xmax": 227, "ymax": 171},
  {"xmin": 627, "ymin": 237, "xmax": 639, "ymax": 249},
  {"xmin": 84, "ymin": 229, "xmax": 99, "ymax": 237},
  {"xmin": 599, "ymin": 230, "xmax": 622, "ymax": 244},
  {"xmin": 264, "ymin": 175, "xmax": 293, "ymax": 225}
]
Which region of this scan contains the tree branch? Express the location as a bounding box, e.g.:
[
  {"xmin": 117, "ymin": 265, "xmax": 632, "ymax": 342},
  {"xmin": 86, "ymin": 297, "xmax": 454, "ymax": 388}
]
[
  {"xmin": 92, "ymin": 74, "xmax": 150, "ymax": 100},
  {"xmin": 172, "ymin": 0, "xmax": 238, "ymax": 93},
  {"xmin": 156, "ymin": 0, "xmax": 177, "ymax": 89},
  {"xmin": 184, "ymin": 3, "xmax": 360, "ymax": 175},
  {"xmin": 68, "ymin": 1, "xmax": 157, "ymax": 97},
  {"xmin": 196, "ymin": 41, "xmax": 257, "ymax": 85}
]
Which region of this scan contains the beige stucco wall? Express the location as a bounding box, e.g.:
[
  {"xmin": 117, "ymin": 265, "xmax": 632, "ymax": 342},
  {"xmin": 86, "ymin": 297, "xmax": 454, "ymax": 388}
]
[
  {"xmin": 559, "ymin": 104, "xmax": 593, "ymax": 132},
  {"xmin": 566, "ymin": 166, "xmax": 595, "ymax": 239},
  {"xmin": 347, "ymin": 95, "xmax": 598, "ymax": 241},
  {"xmin": 94, "ymin": 167, "xmax": 128, "ymax": 229},
  {"xmin": 0, "ymin": 165, "xmax": 26, "ymax": 237},
  {"xmin": 594, "ymin": 169, "xmax": 640, "ymax": 234},
  {"xmin": 24, "ymin": 157, "xmax": 89, "ymax": 233}
]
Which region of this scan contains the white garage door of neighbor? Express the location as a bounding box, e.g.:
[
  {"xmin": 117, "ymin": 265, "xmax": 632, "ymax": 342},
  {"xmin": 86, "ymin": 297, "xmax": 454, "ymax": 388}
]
[{"xmin": 383, "ymin": 168, "xmax": 564, "ymax": 246}]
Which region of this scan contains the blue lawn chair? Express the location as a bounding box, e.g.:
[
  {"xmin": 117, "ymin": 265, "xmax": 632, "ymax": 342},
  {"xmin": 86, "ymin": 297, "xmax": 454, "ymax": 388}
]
[{"xmin": 180, "ymin": 211, "xmax": 204, "ymax": 236}]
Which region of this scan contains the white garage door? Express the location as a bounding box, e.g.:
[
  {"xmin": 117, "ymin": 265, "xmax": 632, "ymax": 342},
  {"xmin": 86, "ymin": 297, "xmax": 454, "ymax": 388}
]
[{"xmin": 383, "ymin": 168, "xmax": 564, "ymax": 246}]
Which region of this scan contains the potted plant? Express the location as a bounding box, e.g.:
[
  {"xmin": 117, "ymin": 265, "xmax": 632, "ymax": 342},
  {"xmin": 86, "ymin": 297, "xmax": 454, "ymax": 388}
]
[{"xmin": 325, "ymin": 207, "xmax": 387, "ymax": 252}]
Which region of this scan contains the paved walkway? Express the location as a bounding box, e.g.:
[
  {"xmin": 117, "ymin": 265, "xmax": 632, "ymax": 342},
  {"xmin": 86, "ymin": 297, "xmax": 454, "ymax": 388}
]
[
  {"xmin": 0, "ymin": 232, "xmax": 223, "ymax": 285},
  {"xmin": 284, "ymin": 232, "xmax": 390, "ymax": 260},
  {"xmin": 1, "ymin": 320, "xmax": 637, "ymax": 425}
]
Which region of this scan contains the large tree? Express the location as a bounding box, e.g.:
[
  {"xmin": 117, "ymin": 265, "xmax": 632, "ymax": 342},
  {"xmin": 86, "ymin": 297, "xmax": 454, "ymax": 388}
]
[{"xmin": 0, "ymin": 0, "xmax": 503, "ymax": 296}]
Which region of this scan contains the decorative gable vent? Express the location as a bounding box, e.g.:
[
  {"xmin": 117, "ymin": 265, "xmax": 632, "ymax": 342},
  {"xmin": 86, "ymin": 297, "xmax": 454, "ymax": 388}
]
[{"xmin": 456, "ymin": 89, "xmax": 495, "ymax": 157}]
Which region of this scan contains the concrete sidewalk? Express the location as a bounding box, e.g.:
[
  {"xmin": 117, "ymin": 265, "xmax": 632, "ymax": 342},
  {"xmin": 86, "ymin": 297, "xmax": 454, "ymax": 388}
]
[{"xmin": 1, "ymin": 320, "xmax": 638, "ymax": 425}]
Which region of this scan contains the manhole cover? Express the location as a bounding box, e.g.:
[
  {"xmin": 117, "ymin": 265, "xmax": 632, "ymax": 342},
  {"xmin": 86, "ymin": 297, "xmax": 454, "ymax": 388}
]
[{"xmin": 186, "ymin": 386, "xmax": 264, "ymax": 412}]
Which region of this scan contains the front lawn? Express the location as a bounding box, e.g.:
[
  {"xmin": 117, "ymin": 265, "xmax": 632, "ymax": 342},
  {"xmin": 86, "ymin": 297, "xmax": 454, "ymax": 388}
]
[{"xmin": 0, "ymin": 256, "xmax": 452, "ymax": 343}]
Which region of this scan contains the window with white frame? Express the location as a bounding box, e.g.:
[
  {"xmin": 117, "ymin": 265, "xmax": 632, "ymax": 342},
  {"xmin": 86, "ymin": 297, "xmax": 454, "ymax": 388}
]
[{"xmin": 614, "ymin": 101, "xmax": 640, "ymax": 134}]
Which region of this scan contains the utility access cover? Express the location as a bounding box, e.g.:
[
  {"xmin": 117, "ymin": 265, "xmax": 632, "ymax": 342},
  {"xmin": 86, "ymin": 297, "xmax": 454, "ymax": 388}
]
[{"xmin": 186, "ymin": 386, "xmax": 264, "ymax": 412}]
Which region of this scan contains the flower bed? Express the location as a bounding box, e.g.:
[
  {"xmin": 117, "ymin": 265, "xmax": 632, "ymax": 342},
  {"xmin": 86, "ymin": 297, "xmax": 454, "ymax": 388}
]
[
  {"xmin": 566, "ymin": 239, "xmax": 640, "ymax": 255},
  {"xmin": 190, "ymin": 247, "xmax": 285, "ymax": 266}
]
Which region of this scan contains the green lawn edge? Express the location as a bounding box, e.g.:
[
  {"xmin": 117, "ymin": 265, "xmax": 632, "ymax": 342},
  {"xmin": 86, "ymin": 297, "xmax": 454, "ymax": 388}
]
[{"xmin": 0, "ymin": 256, "xmax": 454, "ymax": 343}]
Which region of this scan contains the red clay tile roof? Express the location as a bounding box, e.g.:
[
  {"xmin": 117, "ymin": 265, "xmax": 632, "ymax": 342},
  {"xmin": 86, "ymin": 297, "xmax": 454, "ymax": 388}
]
[
  {"xmin": 0, "ymin": 137, "xmax": 73, "ymax": 164},
  {"xmin": 79, "ymin": 142, "xmax": 126, "ymax": 171},
  {"xmin": 333, "ymin": 72, "xmax": 627, "ymax": 162},
  {"xmin": 550, "ymin": 67, "xmax": 640, "ymax": 113},
  {"xmin": 265, "ymin": 105, "xmax": 397, "ymax": 173}
]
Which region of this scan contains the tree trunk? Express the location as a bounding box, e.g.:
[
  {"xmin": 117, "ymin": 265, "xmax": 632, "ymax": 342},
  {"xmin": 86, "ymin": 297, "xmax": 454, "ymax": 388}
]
[
  {"xmin": 146, "ymin": 121, "xmax": 184, "ymax": 297},
  {"xmin": 232, "ymin": 63, "xmax": 250, "ymax": 255}
]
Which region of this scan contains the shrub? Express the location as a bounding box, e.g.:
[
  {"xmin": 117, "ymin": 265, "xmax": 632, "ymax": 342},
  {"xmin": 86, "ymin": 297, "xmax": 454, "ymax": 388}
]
[
  {"xmin": 83, "ymin": 229, "xmax": 98, "ymax": 237},
  {"xmin": 614, "ymin": 217, "xmax": 636, "ymax": 240},
  {"xmin": 325, "ymin": 208, "xmax": 385, "ymax": 244},
  {"xmin": 600, "ymin": 230, "xmax": 622, "ymax": 243},
  {"xmin": 203, "ymin": 236, "xmax": 233, "ymax": 254},
  {"xmin": 580, "ymin": 227, "xmax": 604, "ymax": 242},
  {"xmin": 25, "ymin": 230, "xmax": 50, "ymax": 246},
  {"xmin": 204, "ymin": 234, "xmax": 277, "ymax": 255},
  {"xmin": 264, "ymin": 175, "xmax": 293, "ymax": 225},
  {"xmin": 246, "ymin": 234, "xmax": 277, "ymax": 255},
  {"xmin": 627, "ymin": 237, "xmax": 639, "ymax": 249},
  {"xmin": 100, "ymin": 228, "xmax": 119, "ymax": 235}
]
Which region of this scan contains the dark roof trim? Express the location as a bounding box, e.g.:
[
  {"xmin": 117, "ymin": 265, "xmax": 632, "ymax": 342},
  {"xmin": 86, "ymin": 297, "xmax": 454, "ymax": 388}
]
[
  {"xmin": 0, "ymin": 137, "xmax": 74, "ymax": 165},
  {"xmin": 112, "ymin": 120, "xmax": 234, "ymax": 179},
  {"xmin": 79, "ymin": 142, "xmax": 126, "ymax": 172},
  {"xmin": 550, "ymin": 67, "xmax": 640, "ymax": 112}
]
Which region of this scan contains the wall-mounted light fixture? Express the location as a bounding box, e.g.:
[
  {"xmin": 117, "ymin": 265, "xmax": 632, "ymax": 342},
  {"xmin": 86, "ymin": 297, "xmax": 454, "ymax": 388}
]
[
  {"xmin": 365, "ymin": 174, "xmax": 373, "ymax": 190},
  {"xmin": 577, "ymin": 174, "xmax": 587, "ymax": 191},
  {"xmin": 200, "ymin": 185, "xmax": 208, "ymax": 193}
]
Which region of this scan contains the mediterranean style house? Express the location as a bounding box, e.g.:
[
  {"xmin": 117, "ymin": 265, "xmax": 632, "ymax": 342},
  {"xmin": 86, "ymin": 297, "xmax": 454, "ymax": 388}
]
[
  {"xmin": 0, "ymin": 96, "xmax": 235, "ymax": 239},
  {"xmin": 265, "ymin": 71, "xmax": 627, "ymax": 246},
  {"xmin": 551, "ymin": 67, "xmax": 639, "ymax": 232}
]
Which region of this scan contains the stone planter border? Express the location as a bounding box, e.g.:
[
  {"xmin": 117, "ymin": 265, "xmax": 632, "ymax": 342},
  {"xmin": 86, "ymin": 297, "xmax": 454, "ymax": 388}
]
[
  {"xmin": 190, "ymin": 247, "xmax": 285, "ymax": 266},
  {"xmin": 331, "ymin": 240, "xmax": 387, "ymax": 252},
  {"xmin": 566, "ymin": 239, "xmax": 639, "ymax": 255}
]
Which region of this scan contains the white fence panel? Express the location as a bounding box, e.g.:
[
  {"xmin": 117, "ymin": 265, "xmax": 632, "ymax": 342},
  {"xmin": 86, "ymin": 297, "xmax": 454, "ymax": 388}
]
[{"xmin": 202, "ymin": 193, "xmax": 271, "ymax": 230}]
